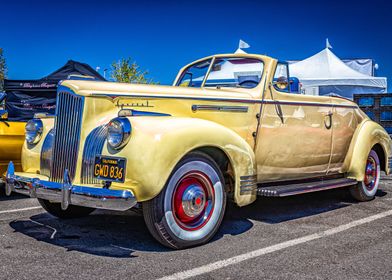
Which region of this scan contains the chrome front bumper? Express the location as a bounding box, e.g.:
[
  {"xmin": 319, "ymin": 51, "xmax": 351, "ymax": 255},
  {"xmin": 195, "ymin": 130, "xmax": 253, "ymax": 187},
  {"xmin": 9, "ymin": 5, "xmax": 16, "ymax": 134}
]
[{"xmin": 5, "ymin": 162, "xmax": 137, "ymax": 211}]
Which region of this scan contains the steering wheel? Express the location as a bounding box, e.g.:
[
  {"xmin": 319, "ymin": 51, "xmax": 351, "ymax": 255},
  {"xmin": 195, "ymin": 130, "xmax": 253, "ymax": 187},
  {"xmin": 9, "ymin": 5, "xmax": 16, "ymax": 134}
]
[{"xmin": 238, "ymin": 80, "xmax": 259, "ymax": 88}]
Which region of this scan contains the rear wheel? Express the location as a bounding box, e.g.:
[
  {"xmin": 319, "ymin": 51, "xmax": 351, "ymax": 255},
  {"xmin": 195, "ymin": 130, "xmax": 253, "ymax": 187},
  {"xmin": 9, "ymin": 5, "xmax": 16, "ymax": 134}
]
[
  {"xmin": 143, "ymin": 152, "xmax": 227, "ymax": 249},
  {"xmin": 38, "ymin": 199, "xmax": 95, "ymax": 219},
  {"xmin": 0, "ymin": 183, "xmax": 5, "ymax": 196},
  {"xmin": 350, "ymin": 149, "xmax": 380, "ymax": 202}
]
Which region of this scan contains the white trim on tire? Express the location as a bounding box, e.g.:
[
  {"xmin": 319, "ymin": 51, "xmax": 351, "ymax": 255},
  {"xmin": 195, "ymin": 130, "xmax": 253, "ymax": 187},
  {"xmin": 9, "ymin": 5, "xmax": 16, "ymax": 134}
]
[
  {"xmin": 163, "ymin": 160, "xmax": 224, "ymax": 241},
  {"xmin": 361, "ymin": 150, "xmax": 380, "ymax": 197}
]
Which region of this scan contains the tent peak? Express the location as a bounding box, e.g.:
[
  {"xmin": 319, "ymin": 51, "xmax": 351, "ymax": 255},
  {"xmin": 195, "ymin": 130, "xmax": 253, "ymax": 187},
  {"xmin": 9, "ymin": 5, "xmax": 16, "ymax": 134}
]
[
  {"xmin": 43, "ymin": 60, "xmax": 105, "ymax": 81},
  {"xmin": 288, "ymin": 46, "xmax": 387, "ymax": 98},
  {"xmin": 290, "ymin": 47, "xmax": 380, "ymax": 80}
]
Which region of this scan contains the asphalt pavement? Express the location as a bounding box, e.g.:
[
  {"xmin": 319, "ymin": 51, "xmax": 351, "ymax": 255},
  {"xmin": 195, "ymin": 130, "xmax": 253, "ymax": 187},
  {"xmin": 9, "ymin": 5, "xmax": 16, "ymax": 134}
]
[{"xmin": 0, "ymin": 177, "xmax": 391, "ymax": 280}]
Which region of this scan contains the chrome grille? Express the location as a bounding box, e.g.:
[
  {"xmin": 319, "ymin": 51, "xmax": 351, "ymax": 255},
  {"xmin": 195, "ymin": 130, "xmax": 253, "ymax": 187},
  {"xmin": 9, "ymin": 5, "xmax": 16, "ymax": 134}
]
[
  {"xmin": 40, "ymin": 129, "xmax": 55, "ymax": 177},
  {"xmin": 81, "ymin": 125, "xmax": 108, "ymax": 184},
  {"xmin": 50, "ymin": 91, "xmax": 84, "ymax": 182}
]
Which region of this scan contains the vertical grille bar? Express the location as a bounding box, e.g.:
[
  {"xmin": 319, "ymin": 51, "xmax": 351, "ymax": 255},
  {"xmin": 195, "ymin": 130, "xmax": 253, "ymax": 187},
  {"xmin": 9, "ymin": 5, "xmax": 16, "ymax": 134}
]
[
  {"xmin": 81, "ymin": 125, "xmax": 108, "ymax": 184},
  {"xmin": 40, "ymin": 129, "xmax": 55, "ymax": 177},
  {"xmin": 50, "ymin": 91, "xmax": 84, "ymax": 182}
]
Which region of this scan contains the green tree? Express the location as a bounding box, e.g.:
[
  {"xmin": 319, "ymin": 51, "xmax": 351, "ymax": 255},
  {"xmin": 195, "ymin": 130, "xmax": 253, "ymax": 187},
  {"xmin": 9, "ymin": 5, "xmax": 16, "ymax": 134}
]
[
  {"xmin": 110, "ymin": 57, "xmax": 156, "ymax": 84},
  {"xmin": 0, "ymin": 48, "xmax": 6, "ymax": 91}
]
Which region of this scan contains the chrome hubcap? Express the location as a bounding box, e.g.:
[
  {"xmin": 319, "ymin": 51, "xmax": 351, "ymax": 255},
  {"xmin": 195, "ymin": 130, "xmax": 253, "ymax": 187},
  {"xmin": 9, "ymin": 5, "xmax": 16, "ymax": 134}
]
[
  {"xmin": 172, "ymin": 172, "xmax": 215, "ymax": 231},
  {"xmin": 181, "ymin": 184, "xmax": 206, "ymax": 218}
]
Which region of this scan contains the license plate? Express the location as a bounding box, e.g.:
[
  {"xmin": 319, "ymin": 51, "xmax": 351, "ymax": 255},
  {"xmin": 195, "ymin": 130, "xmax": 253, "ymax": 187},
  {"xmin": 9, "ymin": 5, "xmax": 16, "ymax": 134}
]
[{"xmin": 94, "ymin": 156, "xmax": 126, "ymax": 182}]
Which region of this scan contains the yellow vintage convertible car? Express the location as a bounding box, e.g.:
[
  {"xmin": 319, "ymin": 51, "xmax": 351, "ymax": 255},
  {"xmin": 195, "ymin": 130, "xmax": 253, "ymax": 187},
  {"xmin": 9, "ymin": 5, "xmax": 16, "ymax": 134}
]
[{"xmin": 5, "ymin": 53, "xmax": 392, "ymax": 249}]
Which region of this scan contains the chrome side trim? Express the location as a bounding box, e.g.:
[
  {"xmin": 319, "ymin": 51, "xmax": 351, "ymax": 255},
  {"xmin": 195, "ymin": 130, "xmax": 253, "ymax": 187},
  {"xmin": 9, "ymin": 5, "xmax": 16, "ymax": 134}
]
[
  {"xmin": 263, "ymin": 100, "xmax": 357, "ymax": 109},
  {"xmin": 257, "ymin": 178, "xmax": 357, "ymax": 197},
  {"xmin": 81, "ymin": 125, "xmax": 108, "ymax": 184},
  {"xmin": 240, "ymin": 175, "xmax": 257, "ymax": 194},
  {"xmin": 118, "ymin": 109, "xmax": 171, "ymax": 117},
  {"xmin": 191, "ymin": 105, "xmax": 249, "ymax": 113},
  {"xmin": 91, "ymin": 93, "xmax": 358, "ymax": 109},
  {"xmin": 5, "ymin": 162, "xmax": 137, "ymax": 211},
  {"xmin": 40, "ymin": 129, "xmax": 55, "ymax": 177},
  {"xmin": 51, "ymin": 91, "xmax": 84, "ymax": 182},
  {"xmin": 388, "ymin": 156, "xmax": 392, "ymax": 173},
  {"xmin": 278, "ymin": 179, "xmax": 357, "ymax": 197},
  {"xmin": 240, "ymin": 175, "xmax": 257, "ymax": 180}
]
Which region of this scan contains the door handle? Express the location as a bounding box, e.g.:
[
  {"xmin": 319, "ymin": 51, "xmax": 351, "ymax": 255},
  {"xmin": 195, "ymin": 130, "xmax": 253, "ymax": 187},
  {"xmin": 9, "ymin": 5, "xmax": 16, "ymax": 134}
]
[{"xmin": 324, "ymin": 111, "xmax": 333, "ymax": 129}]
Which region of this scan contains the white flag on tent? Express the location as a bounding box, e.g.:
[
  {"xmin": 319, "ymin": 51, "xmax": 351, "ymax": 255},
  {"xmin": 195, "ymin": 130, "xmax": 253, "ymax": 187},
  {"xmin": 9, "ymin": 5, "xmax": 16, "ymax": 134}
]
[
  {"xmin": 239, "ymin": 39, "xmax": 250, "ymax": 49},
  {"xmin": 326, "ymin": 38, "xmax": 333, "ymax": 49}
]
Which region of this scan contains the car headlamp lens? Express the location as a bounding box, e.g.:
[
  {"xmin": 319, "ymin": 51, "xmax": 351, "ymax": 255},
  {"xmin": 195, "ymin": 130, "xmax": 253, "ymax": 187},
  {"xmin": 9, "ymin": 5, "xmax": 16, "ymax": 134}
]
[
  {"xmin": 25, "ymin": 119, "xmax": 43, "ymax": 145},
  {"xmin": 107, "ymin": 118, "xmax": 131, "ymax": 149}
]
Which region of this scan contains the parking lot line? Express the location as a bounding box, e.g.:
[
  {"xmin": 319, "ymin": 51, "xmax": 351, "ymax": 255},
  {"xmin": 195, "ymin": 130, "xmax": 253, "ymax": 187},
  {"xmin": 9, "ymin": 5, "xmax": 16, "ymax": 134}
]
[
  {"xmin": 157, "ymin": 209, "xmax": 392, "ymax": 280},
  {"xmin": 0, "ymin": 206, "xmax": 42, "ymax": 215}
]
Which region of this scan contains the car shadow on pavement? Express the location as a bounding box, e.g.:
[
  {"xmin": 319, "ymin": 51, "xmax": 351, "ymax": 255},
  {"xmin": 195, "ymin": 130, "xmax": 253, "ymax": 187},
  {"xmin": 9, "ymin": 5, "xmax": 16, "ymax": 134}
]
[
  {"xmin": 9, "ymin": 210, "xmax": 169, "ymax": 258},
  {"xmin": 8, "ymin": 187, "xmax": 388, "ymax": 257},
  {"xmin": 221, "ymin": 187, "xmax": 378, "ymax": 225},
  {"xmin": 0, "ymin": 188, "xmax": 29, "ymax": 201}
]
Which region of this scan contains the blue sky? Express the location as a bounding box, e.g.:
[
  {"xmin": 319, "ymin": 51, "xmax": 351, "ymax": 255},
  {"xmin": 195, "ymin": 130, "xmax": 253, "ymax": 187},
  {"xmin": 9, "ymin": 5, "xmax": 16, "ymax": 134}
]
[{"xmin": 1, "ymin": 0, "xmax": 392, "ymax": 89}]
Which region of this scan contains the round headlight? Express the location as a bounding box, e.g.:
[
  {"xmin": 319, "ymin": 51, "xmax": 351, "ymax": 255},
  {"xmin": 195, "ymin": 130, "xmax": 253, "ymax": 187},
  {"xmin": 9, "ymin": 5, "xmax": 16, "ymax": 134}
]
[
  {"xmin": 25, "ymin": 119, "xmax": 43, "ymax": 145},
  {"xmin": 107, "ymin": 118, "xmax": 131, "ymax": 149}
]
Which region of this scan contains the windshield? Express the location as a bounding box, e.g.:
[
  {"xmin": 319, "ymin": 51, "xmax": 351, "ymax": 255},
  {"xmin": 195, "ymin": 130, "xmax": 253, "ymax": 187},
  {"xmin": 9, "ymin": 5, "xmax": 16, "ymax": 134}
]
[
  {"xmin": 176, "ymin": 57, "xmax": 264, "ymax": 89},
  {"xmin": 176, "ymin": 59, "xmax": 212, "ymax": 87}
]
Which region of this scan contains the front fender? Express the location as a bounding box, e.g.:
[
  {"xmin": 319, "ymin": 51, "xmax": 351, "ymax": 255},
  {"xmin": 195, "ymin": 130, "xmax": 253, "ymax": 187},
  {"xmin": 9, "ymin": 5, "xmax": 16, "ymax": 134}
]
[
  {"xmin": 21, "ymin": 118, "xmax": 54, "ymax": 173},
  {"xmin": 343, "ymin": 119, "xmax": 392, "ymax": 180},
  {"xmin": 103, "ymin": 117, "xmax": 257, "ymax": 206}
]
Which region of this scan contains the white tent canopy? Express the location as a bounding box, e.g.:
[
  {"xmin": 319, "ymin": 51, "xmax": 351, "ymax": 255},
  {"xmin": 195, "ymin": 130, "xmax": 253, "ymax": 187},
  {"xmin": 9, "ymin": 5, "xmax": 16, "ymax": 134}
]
[{"xmin": 289, "ymin": 48, "xmax": 387, "ymax": 98}]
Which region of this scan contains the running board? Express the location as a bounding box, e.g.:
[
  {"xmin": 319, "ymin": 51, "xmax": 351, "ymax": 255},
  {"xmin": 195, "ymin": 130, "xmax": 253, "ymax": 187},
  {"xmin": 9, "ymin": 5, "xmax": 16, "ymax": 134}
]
[{"xmin": 257, "ymin": 178, "xmax": 357, "ymax": 197}]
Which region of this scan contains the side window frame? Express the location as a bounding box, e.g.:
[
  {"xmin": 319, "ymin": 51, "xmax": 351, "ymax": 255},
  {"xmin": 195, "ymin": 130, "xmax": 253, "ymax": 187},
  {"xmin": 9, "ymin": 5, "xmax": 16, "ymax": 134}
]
[
  {"xmin": 175, "ymin": 58, "xmax": 214, "ymax": 88},
  {"xmin": 273, "ymin": 61, "xmax": 290, "ymax": 93}
]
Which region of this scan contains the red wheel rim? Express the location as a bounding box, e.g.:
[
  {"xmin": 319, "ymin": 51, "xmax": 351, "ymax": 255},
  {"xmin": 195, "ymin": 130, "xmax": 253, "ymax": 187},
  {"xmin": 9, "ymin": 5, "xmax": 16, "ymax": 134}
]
[
  {"xmin": 172, "ymin": 171, "xmax": 215, "ymax": 231},
  {"xmin": 364, "ymin": 155, "xmax": 378, "ymax": 190}
]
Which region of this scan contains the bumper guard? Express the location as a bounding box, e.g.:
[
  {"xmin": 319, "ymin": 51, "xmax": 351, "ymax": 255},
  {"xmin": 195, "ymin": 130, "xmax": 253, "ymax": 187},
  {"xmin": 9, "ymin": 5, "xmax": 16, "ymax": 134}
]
[{"xmin": 5, "ymin": 162, "xmax": 137, "ymax": 211}]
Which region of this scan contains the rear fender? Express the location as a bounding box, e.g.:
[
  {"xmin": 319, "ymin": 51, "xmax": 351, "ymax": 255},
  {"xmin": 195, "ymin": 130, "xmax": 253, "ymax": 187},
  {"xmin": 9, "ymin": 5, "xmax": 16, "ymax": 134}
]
[{"xmin": 343, "ymin": 120, "xmax": 391, "ymax": 180}]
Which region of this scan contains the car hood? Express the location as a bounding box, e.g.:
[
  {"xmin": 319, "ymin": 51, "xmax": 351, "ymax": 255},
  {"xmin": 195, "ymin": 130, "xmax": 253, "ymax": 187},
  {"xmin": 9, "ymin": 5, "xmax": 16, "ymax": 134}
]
[{"xmin": 60, "ymin": 80, "xmax": 257, "ymax": 102}]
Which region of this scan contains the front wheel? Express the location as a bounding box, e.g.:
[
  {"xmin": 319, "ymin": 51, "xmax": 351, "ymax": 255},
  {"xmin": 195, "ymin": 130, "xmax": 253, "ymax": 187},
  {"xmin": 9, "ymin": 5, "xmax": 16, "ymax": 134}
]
[
  {"xmin": 350, "ymin": 149, "xmax": 381, "ymax": 202},
  {"xmin": 143, "ymin": 152, "xmax": 227, "ymax": 249},
  {"xmin": 38, "ymin": 199, "xmax": 95, "ymax": 219}
]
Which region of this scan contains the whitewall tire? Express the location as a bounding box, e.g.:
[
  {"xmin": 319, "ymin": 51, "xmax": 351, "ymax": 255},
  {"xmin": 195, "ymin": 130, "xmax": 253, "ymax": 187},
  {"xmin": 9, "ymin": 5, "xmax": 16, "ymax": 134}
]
[
  {"xmin": 350, "ymin": 149, "xmax": 381, "ymax": 201},
  {"xmin": 143, "ymin": 152, "xmax": 227, "ymax": 249}
]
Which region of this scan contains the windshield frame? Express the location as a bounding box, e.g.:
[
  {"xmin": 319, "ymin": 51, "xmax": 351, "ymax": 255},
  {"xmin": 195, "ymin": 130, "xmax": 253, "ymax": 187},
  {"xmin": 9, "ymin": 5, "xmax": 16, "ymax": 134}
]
[
  {"xmin": 175, "ymin": 58, "xmax": 215, "ymax": 88},
  {"xmin": 175, "ymin": 55, "xmax": 265, "ymax": 89}
]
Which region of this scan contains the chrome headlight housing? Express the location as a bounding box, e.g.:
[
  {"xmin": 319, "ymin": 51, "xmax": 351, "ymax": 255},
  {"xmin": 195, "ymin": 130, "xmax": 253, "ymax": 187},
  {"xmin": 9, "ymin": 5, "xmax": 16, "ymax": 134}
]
[
  {"xmin": 25, "ymin": 119, "xmax": 43, "ymax": 145},
  {"xmin": 107, "ymin": 117, "xmax": 131, "ymax": 149}
]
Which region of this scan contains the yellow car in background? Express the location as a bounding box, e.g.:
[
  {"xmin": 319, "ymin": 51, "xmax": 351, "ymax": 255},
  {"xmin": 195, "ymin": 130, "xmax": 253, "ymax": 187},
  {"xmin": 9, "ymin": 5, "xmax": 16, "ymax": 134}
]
[
  {"xmin": 0, "ymin": 92, "xmax": 25, "ymax": 184},
  {"xmin": 5, "ymin": 53, "xmax": 392, "ymax": 249}
]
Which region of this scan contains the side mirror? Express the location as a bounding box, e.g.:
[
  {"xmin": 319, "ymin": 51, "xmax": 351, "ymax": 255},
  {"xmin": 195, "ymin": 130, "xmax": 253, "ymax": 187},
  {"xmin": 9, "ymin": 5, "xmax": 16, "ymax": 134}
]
[
  {"xmin": 0, "ymin": 110, "xmax": 8, "ymax": 120},
  {"xmin": 273, "ymin": 76, "xmax": 289, "ymax": 90}
]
